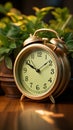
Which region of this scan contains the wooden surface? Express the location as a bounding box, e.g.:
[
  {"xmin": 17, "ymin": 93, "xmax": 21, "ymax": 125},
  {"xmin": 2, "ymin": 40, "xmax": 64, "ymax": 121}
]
[{"xmin": 0, "ymin": 95, "xmax": 73, "ymax": 130}]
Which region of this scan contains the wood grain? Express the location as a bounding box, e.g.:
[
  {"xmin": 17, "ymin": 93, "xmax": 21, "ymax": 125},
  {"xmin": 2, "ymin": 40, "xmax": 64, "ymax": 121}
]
[{"xmin": 0, "ymin": 96, "xmax": 73, "ymax": 130}]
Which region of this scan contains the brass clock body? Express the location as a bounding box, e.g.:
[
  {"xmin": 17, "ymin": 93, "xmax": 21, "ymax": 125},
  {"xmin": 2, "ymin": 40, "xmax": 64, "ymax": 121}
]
[{"xmin": 13, "ymin": 28, "xmax": 71, "ymax": 103}]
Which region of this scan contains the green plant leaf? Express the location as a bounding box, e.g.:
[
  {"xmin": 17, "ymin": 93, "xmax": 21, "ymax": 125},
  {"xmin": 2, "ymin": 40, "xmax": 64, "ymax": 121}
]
[
  {"xmin": 5, "ymin": 56, "xmax": 12, "ymax": 69},
  {"xmin": 0, "ymin": 47, "xmax": 10, "ymax": 55},
  {"xmin": 4, "ymin": 2, "xmax": 13, "ymax": 12},
  {"xmin": 0, "ymin": 4, "xmax": 6, "ymax": 14},
  {"xmin": 0, "ymin": 33, "xmax": 8, "ymax": 46},
  {"xmin": 33, "ymin": 6, "xmax": 53, "ymax": 20},
  {"xmin": 0, "ymin": 56, "xmax": 4, "ymax": 62},
  {"xmin": 6, "ymin": 24, "xmax": 23, "ymax": 41},
  {"xmin": 9, "ymin": 42, "xmax": 16, "ymax": 49}
]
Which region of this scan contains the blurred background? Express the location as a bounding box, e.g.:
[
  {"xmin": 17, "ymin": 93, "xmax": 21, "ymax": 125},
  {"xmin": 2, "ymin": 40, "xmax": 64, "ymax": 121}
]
[
  {"xmin": 0, "ymin": 0, "xmax": 73, "ymax": 15},
  {"xmin": 0, "ymin": 0, "xmax": 73, "ymax": 24}
]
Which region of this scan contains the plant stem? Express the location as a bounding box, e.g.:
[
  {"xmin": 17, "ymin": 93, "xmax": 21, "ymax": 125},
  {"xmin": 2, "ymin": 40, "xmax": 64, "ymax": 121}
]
[{"xmin": 61, "ymin": 15, "xmax": 72, "ymax": 30}]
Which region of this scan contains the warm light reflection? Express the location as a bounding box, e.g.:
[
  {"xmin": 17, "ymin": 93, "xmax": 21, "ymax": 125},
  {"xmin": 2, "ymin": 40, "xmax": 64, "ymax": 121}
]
[
  {"xmin": 20, "ymin": 102, "xmax": 64, "ymax": 125},
  {"xmin": 35, "ymin": 110, "xmax": 64, "ymax": 124}
]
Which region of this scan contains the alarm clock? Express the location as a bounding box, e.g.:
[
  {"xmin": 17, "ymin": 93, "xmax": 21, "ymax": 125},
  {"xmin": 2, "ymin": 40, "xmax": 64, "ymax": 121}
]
[{"xmin": 13, "ymin": 28, "xmax": 71, "ymax": 103}]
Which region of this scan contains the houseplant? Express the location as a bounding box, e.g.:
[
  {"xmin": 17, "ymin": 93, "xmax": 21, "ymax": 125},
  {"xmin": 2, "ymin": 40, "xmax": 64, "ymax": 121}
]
[{"xmin": 0, "ymin": 2, "xmax": 73, "ymax": 97}]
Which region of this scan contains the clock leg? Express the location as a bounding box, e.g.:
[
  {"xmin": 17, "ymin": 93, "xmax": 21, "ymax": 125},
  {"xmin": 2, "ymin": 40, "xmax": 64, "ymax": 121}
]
[
  {"xmin": 20, "ymin": 94, "xmax": 26, "ymax": 101},
  {"xmin": 49, "ymin": 95, "xmax": 55, "ymax": 104}
]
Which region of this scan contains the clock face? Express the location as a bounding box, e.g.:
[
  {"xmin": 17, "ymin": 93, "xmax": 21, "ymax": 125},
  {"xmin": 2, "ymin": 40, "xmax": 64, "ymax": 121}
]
[{"xmin": 15, "ymin": 44, "xmax": 58, "ymax": 98}]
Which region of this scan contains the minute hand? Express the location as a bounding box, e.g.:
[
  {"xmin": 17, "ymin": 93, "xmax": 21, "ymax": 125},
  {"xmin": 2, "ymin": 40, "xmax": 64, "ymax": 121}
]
[{"xmin": 38, "ymin": 60, "xmax": 49, "ymax": 70}]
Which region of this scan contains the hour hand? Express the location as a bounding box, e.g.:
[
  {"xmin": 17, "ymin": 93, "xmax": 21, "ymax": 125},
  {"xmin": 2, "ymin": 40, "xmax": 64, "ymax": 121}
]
[
  {"xmin": 26, "ymin": 61, "xmax": 40, "ymax": 73},
  {"xmin": 26, "ymin": 61, "xmax": 36, "ymax": 69}
]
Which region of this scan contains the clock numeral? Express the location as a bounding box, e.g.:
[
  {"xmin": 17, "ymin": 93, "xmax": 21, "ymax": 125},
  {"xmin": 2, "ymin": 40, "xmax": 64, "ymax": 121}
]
[
  {"xmin": 25, "ymin": 76, "xmax": 28, "ymax": 81},
  {"xmin": 36, "ymin": 85, "xmax": 40, "ymax": 90},
  {"xmin": 49, "ymin": 60, "xmax": 52, "ymax": 66},
  {"xmin": 37, "ymin": 51, "xmax": 42, "ymax": 57},
  {"xmin": 26, "ymin": 60, "xmax": 30, "ymax": 64},
  {"xmin": 45, "ymin": 54, "xmax": 48, "ymax": 59},
  {"xmin": 23, "ymin": 67, "xmax": 27, "ymax": 73},
  {"xmin": 48, "ymin": 77, "xmax": 52, "ymax": 83},
  {"xmin": 51, "ymin": 68, "xmax": 54, "ymax": 74},
  {"xmin": 30, "ymin": 82, "xmax": 33, "ymax": 87},
  {"xmin": 43, "ymin": 83, "xmax": 47, "ymax": 89}
]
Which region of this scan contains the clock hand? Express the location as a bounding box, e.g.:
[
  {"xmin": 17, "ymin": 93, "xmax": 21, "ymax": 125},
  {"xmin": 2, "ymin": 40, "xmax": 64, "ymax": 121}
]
[
  {"xmin": 26, "ymin": 61, "xmax": 40, "ymax": 73},
  {"xmin": 26, "ymin": 61, "xmax": 36, "ymax": 69},
  {"xmin": 31, "ymin": 60, "xmax": 40, "ymax": 73},
  {"xmin": 38, "ymin": 60, "xmax": 49, "ymax": 70}
]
